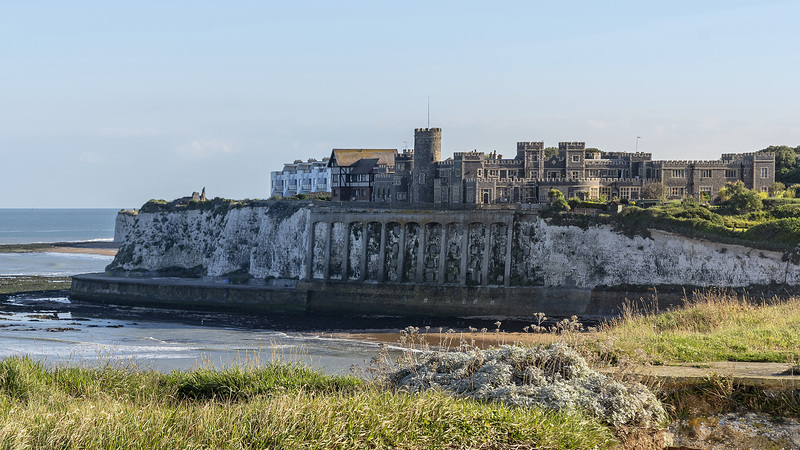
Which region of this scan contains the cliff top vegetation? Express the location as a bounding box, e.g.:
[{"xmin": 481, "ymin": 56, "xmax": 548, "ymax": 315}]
[{"xmin": 545, "ymin": 181, "xmax": 800, "ymax": 252}]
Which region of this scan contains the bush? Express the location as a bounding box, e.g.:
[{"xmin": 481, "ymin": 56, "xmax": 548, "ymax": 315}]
[
  {"xmin": 391, "ymin": 344, "xmax": 666, "ymax": 429},
  {"xmin": 743, "ymin": 218, "xmax": 800, "ymax": 246}
]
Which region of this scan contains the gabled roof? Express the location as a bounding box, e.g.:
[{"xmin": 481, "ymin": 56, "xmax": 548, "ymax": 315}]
[{"xmin": 329, "ymin": 149, "xmax": 396, "ymax": 167}]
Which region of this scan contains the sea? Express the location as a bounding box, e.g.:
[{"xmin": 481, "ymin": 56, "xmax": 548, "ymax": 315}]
[{"xmin": 0, "ymin": 209, "xmax": 391, "ymax": 375}]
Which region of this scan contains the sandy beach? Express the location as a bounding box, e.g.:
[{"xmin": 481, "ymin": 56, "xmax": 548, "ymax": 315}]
[
  {"xmin": 321, "ymin": 329, "xmax": 570, "ymax": 349},
  {"xmin": 0, "ymin": 241, "xmax": 119, "ymax": 257},
  {"xmin": 47, "ymin": 246, "xmax": 118, "ymax": 257}
]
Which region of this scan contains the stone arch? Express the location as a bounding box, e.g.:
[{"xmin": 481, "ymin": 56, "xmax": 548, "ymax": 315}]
[
  {"xmin": 311, "ymin": 221, "xmax": 328, "ymax": 279},
  {"xmin": 384, "ymin": 222, "xmax": 402, "ymax": 282},
  {"xmin": 444, "ymin": 222, "xmax": 464, "ymax": 284},
  {"xmin": 466, "ymin": 222, "xmax": 487, "ymax": 285},
  {"xmin": 488, "ymin": 222, "xmax": 509, "ymax": 285},
  {"xmin": 403, "ymin": 222, "xmax": 421, "ymax": 282},
  {"xmin": 328, "ymin": 221, "xmax": 346, "ymax": 280},
  {"xmin": 365, "ymin": 221, "xmax": 382, "ymax": 281},
  {"xmin": 347, "ymin": 221, "xmax": 364, "ymax": 280},
  {"xmin": 422, "ymin": 222, "xmax": 442, "ymax": 283}
]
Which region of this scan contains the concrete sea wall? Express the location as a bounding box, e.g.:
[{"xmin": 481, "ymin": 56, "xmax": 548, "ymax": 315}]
[{"xmin": 70, "ymin": 201, "xmax": 800, "ymax": 318}]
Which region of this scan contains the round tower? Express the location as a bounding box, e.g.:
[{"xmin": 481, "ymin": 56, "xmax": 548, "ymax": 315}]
[{"xmin": 412, "ymin": 128, "xmax": 442, "ymax": 204}]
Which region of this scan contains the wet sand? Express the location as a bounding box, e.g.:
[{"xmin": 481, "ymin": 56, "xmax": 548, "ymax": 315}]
[
  {"xmin": 47, "ymin": 246, "xmax": 117, "ymax": 257},
  {"xmin": 323, "ymin": 329, "xmax": 570, "ymax": 349},
  {"xmin": 0, "ymin": 241, "xmax": 119, "ymax": 257}
]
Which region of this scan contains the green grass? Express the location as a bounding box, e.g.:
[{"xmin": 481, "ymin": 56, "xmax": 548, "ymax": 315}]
[
  {"xmin": 0, "ymin": 357, "xmax": 615, "ymax": 449},
  {"xmin": 590, "ymin": 291, "xmax": 800, "ymax": 364}
]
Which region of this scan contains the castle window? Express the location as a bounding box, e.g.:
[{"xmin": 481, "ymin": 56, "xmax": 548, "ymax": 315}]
[
  {"xmin": 761, "ymin": 167, "xmax": 768, "ymax": 178},
  {"xmin": 725, "ymin": 169, "xmax": 737, "ymax": 178},
  {"xmin": 670, "ymin": 187, "xmax": 685, "ymax": 197},
  {"xmin": 500, "ymin": 169, "xmax": 507, "ymax": 179},
  {"xmin": 672, "ymin": 169, "xmax": 686, "ymax": 178},
  {"xmin": 572, "ymin": 155, "xmax": 580, "ymax": 162},
  {"xmin": 699, "ymin": 169, "xmax": 712, "ymax": 178},
  {"xmin": 489, "ymin": 169, "xmax": 498, "ymax": 177},
  {"xmin": 477, "ymin": 169, "xmax": 482, "ymax": 177},
  {"xmin": 571, "ymin": 171, "xmax": 579, "ymax": 179}
]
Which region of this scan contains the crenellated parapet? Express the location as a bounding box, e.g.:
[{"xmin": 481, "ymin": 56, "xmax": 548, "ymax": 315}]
[
  {"xmin": 517, "ymin": 141, "xmax": 544, "ymax": 150},
  {"xmin": 559, "ymin": 142, "xmax": 585, "ymax": 151},
  {"xmin": 659, "ymin": 160, "xmax": 735, "ymax": 166}
]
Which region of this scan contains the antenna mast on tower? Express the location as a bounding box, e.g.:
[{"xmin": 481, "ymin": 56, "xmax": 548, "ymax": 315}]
[{"xmin": 427, "ymin": 96, "xmax": 430, "ymax": 128}]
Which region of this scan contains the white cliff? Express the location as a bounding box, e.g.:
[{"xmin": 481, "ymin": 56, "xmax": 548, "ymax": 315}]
[{"xmin": 109, "ymin": 202, "xmax": 798, "ymax": 288}]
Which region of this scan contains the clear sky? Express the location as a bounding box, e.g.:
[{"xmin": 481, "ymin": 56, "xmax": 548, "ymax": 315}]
[{"xmin": 2, "ymin": 0, "xmax": 798, "ymax": 208}]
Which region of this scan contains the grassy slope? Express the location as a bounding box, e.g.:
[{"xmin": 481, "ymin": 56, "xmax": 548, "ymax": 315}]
[
  {"xmin": 588, "ymin": 291, "xmax": 800, "ymax": 365},
  {"xmin": 0, "ymin": 358, "xmax": 614, "ymax": 449}
]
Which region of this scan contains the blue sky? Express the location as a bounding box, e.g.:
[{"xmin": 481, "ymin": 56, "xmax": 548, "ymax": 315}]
[{"xmin": 2, "ymin": 1, "xmax": 798, "ymax": 208}]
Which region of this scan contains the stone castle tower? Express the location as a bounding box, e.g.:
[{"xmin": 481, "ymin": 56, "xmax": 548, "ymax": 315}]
[{"xmin": 412, "ymin": 127, "xmax": 442, "ymax": 203}]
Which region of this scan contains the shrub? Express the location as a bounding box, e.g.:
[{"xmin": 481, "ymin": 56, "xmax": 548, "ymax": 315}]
[
  {"xmin": 743, "ymin": 218, "xmax": 800, "ymax": 246},
  {"xmin": 391, "ymin": 344, "xmax": 666, "ymax": 429}
]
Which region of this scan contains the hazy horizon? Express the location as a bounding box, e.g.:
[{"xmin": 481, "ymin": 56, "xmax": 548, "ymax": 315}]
[{"xmin": 3, "ymin": 1, "xmax": 799, "ymax": 208}]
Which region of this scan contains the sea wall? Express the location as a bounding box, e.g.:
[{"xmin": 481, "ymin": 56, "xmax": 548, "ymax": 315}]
[{"xmin": 107, "ymin": 202, "xmax": 800, "ymax": 289}]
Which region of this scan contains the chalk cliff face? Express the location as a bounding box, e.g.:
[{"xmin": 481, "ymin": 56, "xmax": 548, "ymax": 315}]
[
  {"xmin": 109, "ymin": 202, "xmax": 310, "ymax": 279},
  {"xmin": 113, "ymin": 210, "xmax": 137, "ymax": 243},
  {"xmin": 108, "ymin": 202, "xmax": 798, "ymax": 288}
]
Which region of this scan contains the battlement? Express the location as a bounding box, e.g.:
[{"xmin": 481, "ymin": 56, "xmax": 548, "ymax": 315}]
[
  {"xmin": 657, "ymin": 160, "xmax": 734, "ymax": 166},
  {"xmin": 484, "ymin": 159, "xmax": 521, "ymax": 166},
  {"xmin": 414, "ymin": 128, "xmax": 442, "ymax": 133},
  {"xmin": 535, "ymin": 177, "xmax": 648, "ymax": 184},
  {"xmin": 585, "ymin": 159, "xmax": 629, "ymax": 166},
  {"xmin": 453, "ymin": 150, "xmax": 484, "ymax": 159},
  {"xmin": 559, "ymin": 142, "xmax": 585, "ymax": 151},
  {"xmin": 517, "ymin": 141, "xmax": 544, "ymax": 150}
]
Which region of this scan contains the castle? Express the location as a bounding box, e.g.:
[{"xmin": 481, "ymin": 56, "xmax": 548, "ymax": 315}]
[
  {"xmin": 377, "ymin": 128, "xmax": 777, "ymax": 205},
  {"xmin": 273, "ymin": 128, "xmax": 775, "ymax": 204}
]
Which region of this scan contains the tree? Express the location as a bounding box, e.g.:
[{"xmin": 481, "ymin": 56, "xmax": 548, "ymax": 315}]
[
  {"xmin": 641, "ymin": 182, "xmax": 668, "ymax": 201},
  {"xmin": 544, "ymin": 147, "xmax": 559, "ymax": 159},
  {"xmin": 759, "ymin": 145, "xmax": 797, "ymax": 172},
  {"xmin": 759, "ymin": 145, "xmax": 798, "ymax": 184},
  {"xmin": 721, "ymin": 181, "xmax": 762, "ymax": 214},
  {"xmin": 769, "ymin": 182, "xmax": 786, "ymax": 197},
  {"xmin": 681, "ymin": 196, "xmax": 699, "ymax": 208},
  {"xmin": 547, "ymin": 189, "xmax": 570, "ymax": 211}
]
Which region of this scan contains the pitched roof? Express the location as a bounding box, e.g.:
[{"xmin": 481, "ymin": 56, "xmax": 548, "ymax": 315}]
[
  {"xmin": 349, "ymin": 158, "xmax": 380, "ymax": 174},
  {"xmin": 329, "ymin": 149, "xmax": 396, "ymax": 167}
]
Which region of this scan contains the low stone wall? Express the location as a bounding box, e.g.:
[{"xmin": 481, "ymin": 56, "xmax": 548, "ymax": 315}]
[
  {"xmin": 71, "ymin": 274, "xmax": 800, "ymax": 319},
  {"xmin": 70, "ymin": 273, "xmax": 308, "ymax": 315},
  {"xmin": 301, "ymin": 280, "xmax": 592, "ymax": 318},
  {"xmin": 71, "ymin": 273, "xmax": 594, "ymax": 318}
]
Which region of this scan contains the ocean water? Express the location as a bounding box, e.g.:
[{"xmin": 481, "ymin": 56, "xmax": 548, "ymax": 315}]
[
  {"xmin": 0, "ymin": 208, "xmax": 118, "ymax": 245},
  {"xmin": 0, "ymin": 208, "xmax": 394, "ymax": 374},
  {"xmin": 0, "ymin": 209, "xmax": 117, "ymax": 276},
  {"xmin": 0, "ymin": 294, "xmax": 386, "ymax": 374}
]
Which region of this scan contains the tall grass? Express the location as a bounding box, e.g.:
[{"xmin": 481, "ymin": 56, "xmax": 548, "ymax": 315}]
[
  {"xmin": 591, "ymin": 290, "xmax": 800, "ymax": 364},
  {"xmin": 0, "ymin": 356, "xmax": 615, "ymax": 449}
]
